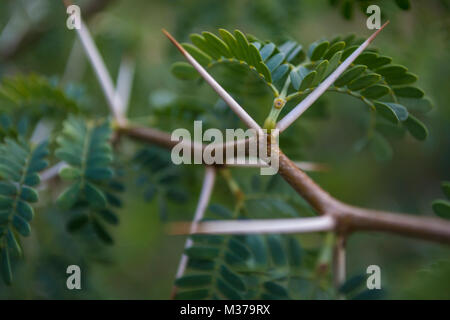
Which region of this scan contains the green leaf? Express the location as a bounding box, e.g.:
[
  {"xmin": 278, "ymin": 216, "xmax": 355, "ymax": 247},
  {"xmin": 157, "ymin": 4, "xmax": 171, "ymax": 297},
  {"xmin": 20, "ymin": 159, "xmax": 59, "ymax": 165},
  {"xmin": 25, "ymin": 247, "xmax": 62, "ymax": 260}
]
[
  {"xmin": 218, "ymin": 29, "xmax": 241, "ymax": 60},
  {"xmin": 85, "ymin": 167, "xmax": 114, "ymax": 181},
  {"xmin": 1, "ymin": 248, "xmax": 12, "ymax": 285},
  {"xmin": 16, "ymin": 200, "xmax": 34, "ymax": 221},
  {"xmin": 84, "ymin": 182, "xmax": 107, "ymax": 208},
  {"xmin": 323, "ymin": 41, "xmax": 345, "ymax": 60},
  {"xmin": 57, "ymin": 182, "xmax": 81, "ymax": 209},
  {"xmin": 24, "ymin": 173, "xmax": 40, "ymax": 186},
  {"xmin": 59, "ymin": 166, "xmax": 81, "ymax": 180},
  {"xmin": 264, "ymin": 281, "xmax": 289, "ymax": 298},
  {"xmin": 341, "ymin": 45, "xmax": 358, "ymax": 60},
  {"xmin": 20, "ymin": 186, "xmax": 38, "ymax": 203},
  {"xmin": 354, "ymin": 52, "xmax": 378, "ymax": 66},
  {"xmin": 442, "ymin": 182, "xmax": 450, "ymax": 199},
  {"xmin": 324, "ymin": 51, "xmax": 342, "ymax": 77},
  {"xmin": 266, "ymin": 53, "xmax": 284, "ymax": 72},
  {"xmin": 312, "ymin": 60, "xmax": 329, "ymax": 85},
  {"xmin": 6, "ymin": 230, "xmax": 22, "ymax": 257},
  {"xmin": 290, "ymin": 69, "xmax": 302, "ymax": 91},
  {"xmin": 287, "ymin": 237, "xmax": 302, "ymax": 268},
  {"xmin": 12, "ymin": 215, "xmax": 31, "ymax": 237},
  {"xmin": 97, "ymin": 209, "xmax": 119, "ymax": 225},
  {"xmin": 175, "ymin": 274, "xmax": 212, "ymax": 288},
  {"xmin": 217, "ymin": 278, "xmax": 243, "ymax": 299},
  {"xmin": 334, "ymin": 65, "xmax": 367, "ymax": 87},
  {"xmin": 202, "ymin": 32, "xmax": 232, "ymax": 58},
  {"xmin": 0, "ymin": 196, "xmax": 13, "ymax": 210},
  {"xmin": 360, "ymin": 85, "xmax": 390, "ymax": 99},
  {"xmin": 299, "ymin": 68, "xmax": 316, "ymax": 91},
  {"xmin": 308, "ymin": 41, "xmax": 329, "ymax": 61},
  {"xmin": 171, "ymin": 62, "xmax": 198, "ymax": 80},
  {"xmin": 0, "ymin": 210, "xmax": 9, "ymax": 223},
  {"xmin": 190, "ymin": 34, "xmax": 220, "ymax": 60},
  {"xmin": 366, "ymin": 55, "xmax": 392, "ymax": 69},
  {"xmin": 267, "ymin": 235, "xmax": 287, "ymax": 266},
  {"xmin": 272, "ymin": 64, "xmax": 289, "ymax": 82},
  {"xmin": 398, "ymin": 97, "xmax": 432, "ymax": 114},
  {"xmin": 375, "ymin": 102, "xmax": 408, "ymax": 123},
  {"xmin": 256, "ymin": 61, "xmax": 272, "ymax": 82},
  {"xmin": 432, "ymin": 200, "xmax": 450, "ymax": 219},
  {"xmin": 0, "ymin": 182, "xmax": 16, "ymax": 196},
  {"xmin": 393, "ymin": 86, "xmax": 424, "ymax": 98},
  {"xmin": 248, "ymin": 43, "xmax": 263, "ymax": 68},
  {"xmin": 67, "ymin": 214, "xmax": 89, "ymax": 232},
  {"xmin": 92, "ymin": 218, "xmax": 114, "ymax": 245},
  {"xmin": 0, "ymin": 74, "xmax": 79, "ymax": 114},
  {"xmin": 245, "ymin": 235, "xmax": 268, "ymax": 268},
  {"xmin": 404, "ymin": 114, "xmax": 428, "ymax": 140},
  {"xmin": 185, "ymin": 246, "xmax": 220, "ymax": 260},
  {"xmin": 188, "ymin": 259, "xmax": 216, "ymax": 271},
  {"xmin": 348, "ymin": 74, "xmax": 381, "ymax": 91},
  {"xmin": 182, "ymin": 43, "xmax": 211, "ymax": 66},
  {"xmin": 234, "ymin": 30, "xmax": 251, "ymax": 63},
  {"xmin": 259, "ymin": 43, "xmax": 276, "ymax": 61},
  {"xmin": 384, "ymin": 72, "xmax": 418, "ymax": 86},
  {"xmin": 376, "ymin": 64, "xmax": 408, "ymax": 78},
  {"xmin": 219, "ymin": 265, "xmax": 246, "ymax": 291},
  {"xmin": 228, "ymin": 238, "xmax": 251, "ymax": 260}
]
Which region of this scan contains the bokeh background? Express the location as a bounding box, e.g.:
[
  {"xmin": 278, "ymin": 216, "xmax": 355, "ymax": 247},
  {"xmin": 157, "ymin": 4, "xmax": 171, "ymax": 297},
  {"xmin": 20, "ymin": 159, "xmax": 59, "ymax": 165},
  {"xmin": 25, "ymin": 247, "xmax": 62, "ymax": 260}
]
[{"xmin": 0, "ymin": 0, "xmax": 449, "ymax": 299}]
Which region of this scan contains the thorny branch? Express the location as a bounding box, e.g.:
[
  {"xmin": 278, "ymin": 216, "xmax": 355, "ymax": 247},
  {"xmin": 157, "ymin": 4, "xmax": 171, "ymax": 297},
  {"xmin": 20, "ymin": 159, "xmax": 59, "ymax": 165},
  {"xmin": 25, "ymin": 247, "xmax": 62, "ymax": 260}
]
[{"xmin": 48, "ymin": 5, "xmax": 450, "ymax": 294}]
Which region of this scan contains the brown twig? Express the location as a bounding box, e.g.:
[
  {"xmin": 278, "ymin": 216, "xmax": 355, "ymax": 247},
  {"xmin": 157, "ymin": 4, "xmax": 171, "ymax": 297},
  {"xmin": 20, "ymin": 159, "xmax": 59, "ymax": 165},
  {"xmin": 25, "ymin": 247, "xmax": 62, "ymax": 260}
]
[{"xmin": 118, "ymin": 123, "xmax": 450, "ymax": 245}]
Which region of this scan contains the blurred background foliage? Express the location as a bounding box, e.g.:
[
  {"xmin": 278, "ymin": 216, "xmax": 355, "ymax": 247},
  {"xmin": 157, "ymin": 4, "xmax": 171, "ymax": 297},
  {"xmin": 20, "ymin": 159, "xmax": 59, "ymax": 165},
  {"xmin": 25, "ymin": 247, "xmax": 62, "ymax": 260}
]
[{"xmin": 0, "ymin": 0, "xmax": 449, "ymax": 299}]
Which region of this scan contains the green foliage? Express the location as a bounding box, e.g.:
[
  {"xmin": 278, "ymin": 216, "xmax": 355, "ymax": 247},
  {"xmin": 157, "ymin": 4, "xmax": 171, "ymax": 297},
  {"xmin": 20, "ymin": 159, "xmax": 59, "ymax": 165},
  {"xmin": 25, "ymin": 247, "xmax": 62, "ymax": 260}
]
[
  {"xmin": 55, "ymin": 116, "xmax": 122, "ymax": 245},
  {"xmin": 0, "ymin": 114, "xmax": 32, "ymax": 141},
  {"xmin": 432, "ymin": 181, "xmax": 450, "ymax": 220},
  {"xmin": 172, "ymin": 29, "xmax": 433, "ymax": 162},
  {"xmin": 175, "ymin": 175, "xmax": 328, "ymax": 300},
  {"xmin": 0, "ymin": 74, "xmax": 79, "ymax": 114},
  {"xmin": 133, "ymin": 147, "xmax": 189, "ymax": 220},
  {"xmin": 176, "ymin": 208, "xmax": 313, "ymax": 300},
  {"xmin": 0, "ymin": 138, "xmax": 49, "ymax": 285},
  {"xmin": 171, "ymin": 29, "xmax": 304, "ymax": 95}
]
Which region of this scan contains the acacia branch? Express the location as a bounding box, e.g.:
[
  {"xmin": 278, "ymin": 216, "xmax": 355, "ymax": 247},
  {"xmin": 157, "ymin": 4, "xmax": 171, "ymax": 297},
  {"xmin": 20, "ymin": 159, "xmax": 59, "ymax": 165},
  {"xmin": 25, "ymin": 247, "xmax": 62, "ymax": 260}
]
[
  {"xmin": 119, "ymin": 124, "xmax": 450, "ymax": 245},
  {"xmin": 277, "ymin": 148, "xmax": 450, "ymax": 244},
  {"xmin": 55, "ymin": 15, "xmax": 450, "ymax": 247}
]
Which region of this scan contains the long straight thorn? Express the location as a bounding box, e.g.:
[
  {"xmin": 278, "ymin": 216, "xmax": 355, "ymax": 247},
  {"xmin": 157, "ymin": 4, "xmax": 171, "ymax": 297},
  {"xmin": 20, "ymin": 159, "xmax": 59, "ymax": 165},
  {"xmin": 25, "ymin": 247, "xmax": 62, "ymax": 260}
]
[
  {"xmin": 276, "ymin": 21, "xmax": 390, "ymax": 133},
  {"xmin": 162, "ymin": 29, "xmax": 262, "ymax": 133}
]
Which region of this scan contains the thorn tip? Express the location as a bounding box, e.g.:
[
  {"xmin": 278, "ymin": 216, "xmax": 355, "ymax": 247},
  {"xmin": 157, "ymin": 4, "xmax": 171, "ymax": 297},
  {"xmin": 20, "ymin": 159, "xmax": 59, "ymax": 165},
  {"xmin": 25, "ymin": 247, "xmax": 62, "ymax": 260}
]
[
  {"xmin": 368, "ymin": 20, "xmax": 390, "ymax": 43},
  {"xmin": 162, "ymin": 29, "xmax": 186, "ymax": 54}
]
